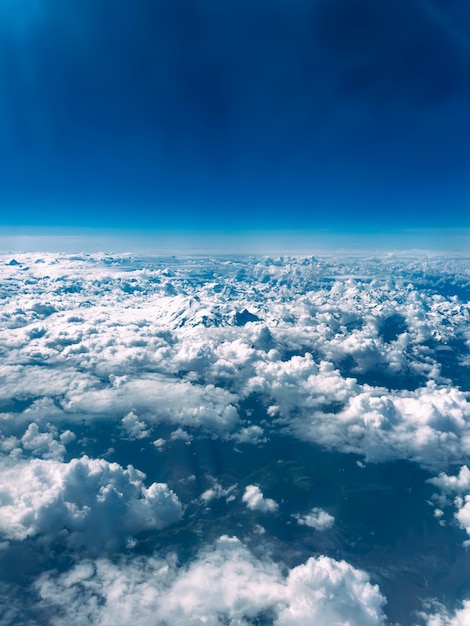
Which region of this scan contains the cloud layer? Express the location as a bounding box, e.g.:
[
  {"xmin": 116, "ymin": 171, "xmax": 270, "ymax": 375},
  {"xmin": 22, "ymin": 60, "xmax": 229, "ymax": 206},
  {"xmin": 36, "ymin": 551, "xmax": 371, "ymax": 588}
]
[
  {"xmin": 1, "ymin": 253, "xmax": 469, "ymax": 468},
  {"xmin": 1, "ymin": 252, "xmax": 470, "ymax": 624}
]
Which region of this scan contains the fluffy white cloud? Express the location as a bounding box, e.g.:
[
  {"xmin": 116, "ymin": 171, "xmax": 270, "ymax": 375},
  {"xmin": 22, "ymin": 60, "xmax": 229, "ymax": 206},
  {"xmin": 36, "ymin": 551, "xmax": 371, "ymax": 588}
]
[
  {"xmin": 170, "ymin": 427, "xmax": 192, "ymax": 442},
  {"xmin": 200, "ymin": 479, "xmax": 237, "ymax": 504},
  {"xmin": 293, "ymin": 507, "xmax": 334, "ymax": 531},
  {"xmin": 0, "ymin": 456, "xmax": 182, "ymax": 552},
  {"xmin": 428, "ymin": 466, "xmax": 470, "ymax": 495},
  {"xmin": 255, "ymin": 355, "xmax": 470, "ymax": 468},
  {"xmin": 242, "ymin": 485, "xmax": 279, "ymax": 513},
  {"xmin": 276, "ymin": 555, "xmax": 385, "ymax": 626},
  {"xmin": 20, "ymin": 423, "xmax": 72, "ymax": 460},
  {"xmin": 419, "ymin": 600, "xmax": 470, "ymax": 626},
  {"xmin": 232, "ymin": 424, "xmax": 266, "ymax": 444},
  {"xmin": 121, "ymin": 411, "xmax": 150, "ymax": 440},
  {"xmin": 0, "ymin": 419, "xmax": 76, "ymax": 461},
  {"xmin": 35, "ymin": 536, "xmax": 386, "ymax": 626},
  {"xmin": 428, "ymin": 466, "xmax": 470, "ymax": 540},
  {"xmin": 62, "ymin": 376, "xmax": 240, "ymax": 433}
]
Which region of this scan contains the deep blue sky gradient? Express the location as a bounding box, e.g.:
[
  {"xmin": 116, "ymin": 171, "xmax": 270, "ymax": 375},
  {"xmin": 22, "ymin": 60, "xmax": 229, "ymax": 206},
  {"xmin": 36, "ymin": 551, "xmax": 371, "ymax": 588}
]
[{"xmin": 1, "ymin": 0, "xmax": 470, "ymax": 232}]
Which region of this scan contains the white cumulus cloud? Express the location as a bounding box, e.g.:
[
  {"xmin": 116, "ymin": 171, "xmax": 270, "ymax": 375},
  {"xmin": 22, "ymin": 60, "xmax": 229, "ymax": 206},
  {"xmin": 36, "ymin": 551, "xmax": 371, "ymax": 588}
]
[
  {"xmin": 242, "ymin": 485, "xmax": 279, "ymax": 513},
  {"xmin": 35, "ymin": 536, "xmax": 386, "ymax": 626},
  {"xmin": 419, "ymin": 600, "xmax": 470, "ymax": 626},
  {"xmin": 293, "ymin": 507, "xmax": 335, "ymax": 531},
  {"xmin": 0, "ymin": 456, "xmax": 182, "ymax": 552}
]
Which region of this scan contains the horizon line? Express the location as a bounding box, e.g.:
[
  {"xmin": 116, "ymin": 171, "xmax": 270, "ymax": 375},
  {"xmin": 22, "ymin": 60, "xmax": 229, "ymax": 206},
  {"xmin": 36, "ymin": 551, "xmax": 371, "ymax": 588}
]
[{"xmin": 1, "ymin": 227, "xmax": 469, "ymax": 255}]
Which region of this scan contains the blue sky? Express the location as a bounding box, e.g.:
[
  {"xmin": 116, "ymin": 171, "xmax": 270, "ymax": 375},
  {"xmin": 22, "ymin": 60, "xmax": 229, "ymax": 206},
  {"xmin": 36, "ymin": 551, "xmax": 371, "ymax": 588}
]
[{"xmin": 0, "ymin": 0, "xmax": 469, "ymax": 235}]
